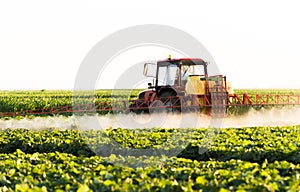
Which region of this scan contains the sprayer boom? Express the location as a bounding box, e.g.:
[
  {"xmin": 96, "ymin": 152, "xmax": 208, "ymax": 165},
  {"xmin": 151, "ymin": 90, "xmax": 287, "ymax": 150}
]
[{"xmin": 1, "ymin": 93, "xmax": 300, "ymax": 118}]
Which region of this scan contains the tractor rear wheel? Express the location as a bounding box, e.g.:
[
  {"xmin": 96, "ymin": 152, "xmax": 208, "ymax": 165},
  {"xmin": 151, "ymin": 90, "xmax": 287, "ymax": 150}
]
[{"xmin": 129, "ymin": 102, "xmax": 149, "ymax": 114}]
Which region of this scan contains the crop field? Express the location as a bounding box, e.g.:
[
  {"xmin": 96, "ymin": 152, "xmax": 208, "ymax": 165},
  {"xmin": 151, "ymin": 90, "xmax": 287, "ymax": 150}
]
[
  {"xmin": 0, "ymin": 89, "xmax": 300, "ymax": 191},
  {"xmin": 0, "ymin": 90, "xmax": 141, "ymax": 117}
]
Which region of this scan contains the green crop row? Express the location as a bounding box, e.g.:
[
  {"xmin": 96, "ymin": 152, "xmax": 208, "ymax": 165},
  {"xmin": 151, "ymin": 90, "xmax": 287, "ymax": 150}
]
[
  {"xmin": 0, "ymin": 90, "xmax": 142, "ymax": 98},
  {"xmin": 0, "ymin": 150, "xmax": 300, "ymax": 191},
  {"xmin": 0, "ymin": 90, "xmax": 141, "ymax": 115},
  {"xmin": 1, "ymin": 126, "xmax": 300, "ymax": 163},
  {"xmin": 0, "ymin": 150, "xmax": 300, "ymax": 192},
  {"xmin": 0, "ymin": 126, "xmax": 300, "ymax": 191}
]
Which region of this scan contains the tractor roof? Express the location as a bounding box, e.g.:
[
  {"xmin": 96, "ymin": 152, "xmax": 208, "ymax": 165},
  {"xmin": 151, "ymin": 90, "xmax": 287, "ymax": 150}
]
[{"xmin": 157, "ymin": 58, "xmax": 206, "ymax": 66}]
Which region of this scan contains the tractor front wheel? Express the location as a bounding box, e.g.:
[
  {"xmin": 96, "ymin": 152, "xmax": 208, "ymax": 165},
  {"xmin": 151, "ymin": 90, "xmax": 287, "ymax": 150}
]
[{"xmin": 159, "ymin": 91, "xmax": 181, "ymax": 112}]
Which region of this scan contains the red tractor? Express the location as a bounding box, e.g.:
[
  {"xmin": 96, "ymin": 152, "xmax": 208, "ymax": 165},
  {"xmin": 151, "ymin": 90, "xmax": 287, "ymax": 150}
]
[{"xmin": 129, "ymin": 56, "xmax": 232, "ymax": 113}]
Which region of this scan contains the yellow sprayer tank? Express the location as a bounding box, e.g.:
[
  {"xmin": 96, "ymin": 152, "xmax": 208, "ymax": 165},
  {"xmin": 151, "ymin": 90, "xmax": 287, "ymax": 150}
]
[{"xmin": 185, "ymin": 75, "xmax": 233, "ymax": 95}]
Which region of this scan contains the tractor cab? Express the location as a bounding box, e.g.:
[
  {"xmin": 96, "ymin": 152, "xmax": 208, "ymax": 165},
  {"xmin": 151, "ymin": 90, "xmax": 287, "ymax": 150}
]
[
  {"xmin": 131, "ymin": 57, "xmax": 231, "ymax": 113},
  {"xmin": 155, "ymin": 58, "xmax": 208, "ymax": 87},
  {"xmin": 143, "ymin": 57, "xmax": 209, "ymax": 96}
]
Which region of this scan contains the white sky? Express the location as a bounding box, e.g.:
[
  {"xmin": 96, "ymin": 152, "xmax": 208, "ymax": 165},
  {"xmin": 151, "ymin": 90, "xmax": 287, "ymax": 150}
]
[{"xmin": 0, "ymin": 0, "xmax": 300, "ymax": 90}]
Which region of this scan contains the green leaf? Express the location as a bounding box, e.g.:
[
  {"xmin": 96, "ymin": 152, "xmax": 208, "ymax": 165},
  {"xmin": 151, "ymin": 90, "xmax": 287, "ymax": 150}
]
[
  {"xmin": 220, "ymin": 188, "xmax": 230, "ymax": 192},
  {"xmin": 103, "ymin": 179, "xmax": 114, "ymax": 186},
  {"xmin": 15, "ymin": 184, "xmax": 29, "ymax": 192},
  {"xmin": 195, "ymin": 176, "xmax": 207, "ymax": 185},
  {"xmin": 77, "ymin": 184, "xmax": 90, "ymax": 192}
]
